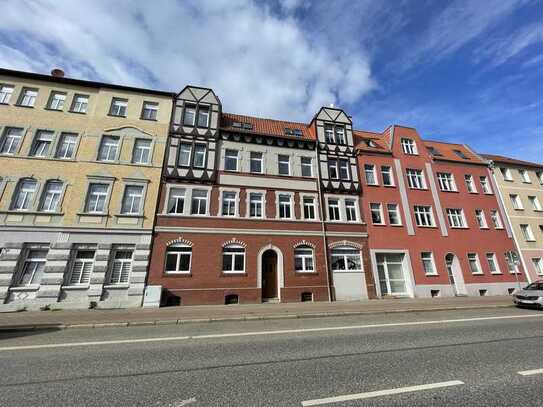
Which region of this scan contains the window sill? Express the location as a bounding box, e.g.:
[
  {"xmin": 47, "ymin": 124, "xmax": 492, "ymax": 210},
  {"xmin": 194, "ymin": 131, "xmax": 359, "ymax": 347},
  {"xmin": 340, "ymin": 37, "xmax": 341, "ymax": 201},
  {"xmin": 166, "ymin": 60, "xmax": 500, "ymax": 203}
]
[
  {"xmin": 9, "ymin": 285, "xmax": 39, "ymax": 292},
  {"xmin": 450, "ymin": 226, "xmax": 469, "ymax": 229},
  {"xmin": 383, "ymin": 184, "xmax": 396, "ymax": 188},
  {"xmin": 103, "ymin": 284, "xmax": 130, "ymax": 289},
  {"xmin": 78, "ymin": 212, "xmax": 109, "ymax": 217},
  {"xmin": 114, "ymin": 213, "xmax": 144, "ymax": 218},
  {"xmin": 471, "ymin": 272, "xmax": 484, "ymax": 276},
  {"xmin": 140, "ymin": 117, "xmax": 158, "ymax": 122},
  {"xmin": 107, "ymin": 113, "xmax": 127, "ymax": 118},
  {"xmin": 490, "ymin": 272, "xmax": 503, "ymax": 275},
  {"xmin": 44, "ymin": 107, "xmax": 64, "ymax": 112},
  {"xmin": 221, "ymin": 272, "xmax": 247, "ymax": 276},
  {"xmin": 366, "ymin": 183, "xmax": 379, "ymax": 187},
  {"xmin": 295, "ymin": 271, "xmax": 318, "ymax": 275},
  {"xmin": 69, "ymin": 110, "xmax": 87, "ymax": 115},
  {"xmin": 1, "ymin": 210, "xmax": 64, "ymax": 216},
  {"xmin": 0, "ymin": 102, "xmax": 9, "ymax": 106},
  {"xmin": 390, "ymin": 224, "xmax": 403, "ymax": 227},
  {"xmin": 163, "ymin": 272, "xmax": 191, "ymax": 277},
  {"xmin": 372, "ymin": 223, "xmax": 387, "ymax": 226},
  {"xmin": 440, "ymin": 190, "xmax": 459, "ymax": 193},
  {"xmin": 62, "ymin": 285, "xmax": 90, "ymax": 290},
  {"xmin": 425, "ymin": 273, "xmax": 439, "ymax": 277},
  {"xmin": 416, "ymin": 225, "xmax": 438, "ymax": 228},
  {"xmin": 15, "ymin": 104, "xmax": 34, "ymax": 109}
]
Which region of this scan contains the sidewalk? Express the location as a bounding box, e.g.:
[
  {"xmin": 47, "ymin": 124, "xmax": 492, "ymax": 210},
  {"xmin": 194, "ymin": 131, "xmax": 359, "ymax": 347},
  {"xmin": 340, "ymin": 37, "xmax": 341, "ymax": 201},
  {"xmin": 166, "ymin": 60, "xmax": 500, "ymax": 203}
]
[{"xmin": 0, "ymin": 296, "xmax": 516, "ymax": 331}]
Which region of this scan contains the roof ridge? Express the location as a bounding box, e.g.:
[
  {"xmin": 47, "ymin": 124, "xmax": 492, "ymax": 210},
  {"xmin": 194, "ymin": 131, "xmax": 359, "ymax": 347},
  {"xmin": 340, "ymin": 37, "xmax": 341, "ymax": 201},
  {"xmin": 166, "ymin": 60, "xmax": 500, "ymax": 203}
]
[{"xmin": 223, "ymin": 112, "xmax": 309, "ymax": 127}]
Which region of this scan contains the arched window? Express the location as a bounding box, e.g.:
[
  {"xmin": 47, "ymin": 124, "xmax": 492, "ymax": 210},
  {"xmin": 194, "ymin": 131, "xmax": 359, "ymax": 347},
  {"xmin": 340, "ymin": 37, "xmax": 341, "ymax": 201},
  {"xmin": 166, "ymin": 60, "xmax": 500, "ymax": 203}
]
[
  {"xmin": 11, "ymin": 178, "xmax": 37, "ymax": 211},
  {"xmin": 294, "ymin": 246, "xmax": 314, "ymax": 273},
  {"xmin": 39, "ymin": 180, "xmax": 63, "ymax": 212},
  {"xmin": 331, "ymin": 246, "xmax": 362, "ymax": 272},
  {"xmin": 165, "ymin": 244, "xmax": 192, "ymax": 274},
  {"xmin": 222, "ymin": 245, "xmax": 245, "ymax": 274}
]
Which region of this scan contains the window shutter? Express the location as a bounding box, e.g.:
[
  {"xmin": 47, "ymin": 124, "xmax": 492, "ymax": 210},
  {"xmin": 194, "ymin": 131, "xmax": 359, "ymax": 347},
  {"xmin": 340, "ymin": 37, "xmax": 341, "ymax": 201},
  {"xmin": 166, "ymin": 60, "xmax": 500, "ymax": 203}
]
[
  {"xmin": 120, "ymin": 261, "xmax": 131, "ymax": 283},
  {"xmin": 81, "ymin": 262, "xmax": 93, "ymax": 284},
  {"xmin": 70, "ymin": 262, "xmax": 84, "ymax": 285},
  {"xmin": 111, "ymin": 261, "xmax": 123, "ymax": 284}
]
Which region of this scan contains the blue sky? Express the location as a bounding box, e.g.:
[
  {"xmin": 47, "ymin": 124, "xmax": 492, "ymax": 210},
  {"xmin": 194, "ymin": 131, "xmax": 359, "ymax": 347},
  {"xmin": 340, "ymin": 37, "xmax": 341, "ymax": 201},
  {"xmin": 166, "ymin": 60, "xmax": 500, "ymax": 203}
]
[{"xmin": 1, "ymin": 0, "xmax": 542, "ymax": 161}]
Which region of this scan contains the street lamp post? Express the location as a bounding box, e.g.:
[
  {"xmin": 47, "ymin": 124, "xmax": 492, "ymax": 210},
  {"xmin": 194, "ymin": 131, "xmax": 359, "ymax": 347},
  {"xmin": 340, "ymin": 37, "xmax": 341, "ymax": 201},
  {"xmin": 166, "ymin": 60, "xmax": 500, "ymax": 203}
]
[{"xmin": 506, "ymin": 250, "xmax": 522, "ymax": 291}]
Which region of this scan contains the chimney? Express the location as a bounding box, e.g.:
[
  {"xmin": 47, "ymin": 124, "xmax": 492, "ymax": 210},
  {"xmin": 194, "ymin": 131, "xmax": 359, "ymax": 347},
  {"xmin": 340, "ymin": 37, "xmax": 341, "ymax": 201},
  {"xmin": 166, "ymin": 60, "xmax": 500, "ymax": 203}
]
[
  {"xmin": 329, "ymin": 103, "xmax": 335, "ymax": 108},
  {"xmin": 51, "ymin": 68, "xmax": 65, "ymax": 78}
]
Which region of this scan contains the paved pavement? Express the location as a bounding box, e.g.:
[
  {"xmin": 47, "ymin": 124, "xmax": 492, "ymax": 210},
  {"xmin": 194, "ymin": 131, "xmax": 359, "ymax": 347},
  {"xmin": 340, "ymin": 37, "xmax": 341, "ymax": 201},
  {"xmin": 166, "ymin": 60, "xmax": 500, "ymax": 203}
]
[
  {"xmin": 0, "ymin": 307, "xmax": 542, "ymax": 406},
  {"xmin": 0, "ymin": 295, "xmax": 516, "ymax": 330}
]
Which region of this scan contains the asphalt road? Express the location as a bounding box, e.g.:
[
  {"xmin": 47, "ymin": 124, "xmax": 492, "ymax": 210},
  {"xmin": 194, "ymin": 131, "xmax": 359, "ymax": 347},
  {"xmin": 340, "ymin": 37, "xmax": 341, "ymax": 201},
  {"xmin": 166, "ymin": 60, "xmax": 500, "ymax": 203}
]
[{"xmin": 1, "ymin": 307, "xmax": 543, "ymax": 406}]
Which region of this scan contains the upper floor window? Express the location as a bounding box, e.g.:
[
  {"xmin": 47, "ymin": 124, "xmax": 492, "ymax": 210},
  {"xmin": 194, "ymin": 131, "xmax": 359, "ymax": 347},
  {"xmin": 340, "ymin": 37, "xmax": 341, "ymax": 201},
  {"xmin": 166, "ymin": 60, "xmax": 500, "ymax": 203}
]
[
  {"xmin": 475, "ymin": 209, "xmax": 488, "ymax": 228},
  {"xmin": 109, "ymin": 98, "xmax": 128, "ymax": 117},
  {"xmin": 197, "ymin": 105, "xmax": 210, "ymax": 127},
  {"xmin": 345, "ymin": 199, "xmax": 357, "ymax": 222},
  {"xmin": 108, "ymin": 248, "xmax": 133, "ymax": 285},
  {"xmin": 324, "ymin": 124, "xmax": 335, "ymax": 143},
  {"xmin": 301, "ymin": 157, "xmax": 313, "ymax": 177},
  {"xmin": 303, "ymin": 196, "xmax": 316, "ymax": 220},
  {"xmin": 328, "ymin": 198, "xmax": 340, "ymax": 221},
  {"xmin": 132, "ymin": 139, "xmax": 152, "ymax": 164},
  {"xmin": 70, "ymin": 94, "xmax": 89, "ymax": 113},
  {"xmin": 401, "ymin": 138, "xmax": 417, "ymax": 155},
  {"xmin": 225, "ymin": 149, "xmax": 239, "ymax": 171},
  {"xmin": 167, "ymin": 187, "xmax": 185, "ymax": 214},
  {"xmin": 381, "ymin": 166, "xmax": 394, "ymax": 186},
  {"xmin": 465, "ymin": 174, "xmax": 477, "ymax": 193},
  {"xmin": 480, "ymin": 176, "xmax": 492, "ymax": 194},
  {"xmin": 30, "ymin": 130, "xmax": 54, "ymax": 157},
  {"xmin": 11, "ymin": 179, "xmax": 37, "ymax": 211},
  {"xmin": 414, "ymin": 205, "xmax": 435, "ymax": 227},
  {"xmin": 190, "ymin": 189, "xmax": 208, "ymax": 215},
  {"xmin": 39, "ymin": 181, "xmax": 63, "ymax": 212},
  {"xmin": 55, "ymin": 133, "xmax": 78, "ymax": 159},
  {"xmin": 324, "ymin": 124, "xmax": 346, "ymax": 144},
  {"xmin": 533, "ymin": 258, "xmax": 543, "ymax": 275},
  {"xmin": 519, "ymin": 169, "xmax": 531, "ymax": 183},
  {"xmin": 98, "ymin": 136, "xmax": 120, "ymax": 161},
  {"xmin": 437, "ymin": 172, "xmax": 457, "ymax": 191},
  {"xmin": 15, "ymin": 247, "xmax": 48, "ymax": 287},
  {"xmin": 510, "ymin": 194, "xmax": 523, "ymax": 210},
  {"xmin": 278, "ymin": 154, "xmax": 290, "ymax": 175},
  {"xmin": 364, "ymin": 164, "xmax": 377, "ymax": 185},
  {"xmin": 165, "ymin": 245, "xmax": 192, "ymax": 274},
  {"xmin": 221, "ymin": 191, "xmax": 237, "ymax": 216},
  {"xmin": 183, "ymin": 104, "xmax": 196, "ymax": 126},
  {"xmin": 249, "ymin": 192, "xmax": 264, "ymax": 218},
  {"xmin": 141, "ymin": 101, "xmax": 158, "ymax": 120},
  {"xmin": 490, "ymin": 210, "xmax": 503, "ymax": 229},
  {"xmin": 387, "ymin": 203, "xmax": 401, "ymax": 225},
  {"xmin": 335, "ymin": 126, "xmax": 346, "ymax": 145},
  {"xmin": 18, "ymin": 88, "xmax": 38, "ymax": 107},
  {"xmin": 193, "ymin": 144, "xmax": 206, "ymax": 168},
  {"xmin": 537, "ymin": 171, "xmax": 543, "ymax": 185},
  {"xmin": 406, "ymin": 169, "xmax": 426, "ymax": 189},
  {"xmin": 48, "ymin": 91, "xmax": 66, "ymax": 110},
  {"xmin": 178, "ymin": 143, "xmax": 191, "ymax": 167},
  {"xmin": 520, "ymin": 224, "xmax": 535, "ymax": 241},
  {"xmin": 486, "ymin": 253, "xmax": 501, "ymax": 274},
  {"xmin": 84, "ymin": 183, "xmax": 109, "ymax": 213},
  {"xmin": 329, "ymin": 158, "xmax": 349, "ymax": 180},
  {"xmin": 370, "ymin": 203, "xmax": 384, "ymax": 224},
  {"xmin": 0, "ymin": 84, "xmax": 14, "ymax": 104},
  {"xmin": 529, "ymin": 196, "xmax": 542, "ymax": 211},
  {"xmin": 250, "ymin": 152, "xmax": 263, "ymax": 174},
  {"xmin": 121, "ymin": 185, "xmax": 144, "ymax": 215},
  {"xmin": 222, "ymin": 245, "xmax": 245, "ymax": 274},
  {"xmin": 500, "ymin": 167, "xmax": 513, "ymax": 181},
  {"xmin": 0, "ymin": 127, "xmax": 23, "ymax": 155},
  {"xmin": 278, "ymin": 194, "xmax": 292, "ymax": 219},
  {"xmin": 446, "ymin": 208, "xmax": 466, "ymax": 228},
  {"xmin": 295, "ymin": 246, "xmax": 315, "ymax": 273}
]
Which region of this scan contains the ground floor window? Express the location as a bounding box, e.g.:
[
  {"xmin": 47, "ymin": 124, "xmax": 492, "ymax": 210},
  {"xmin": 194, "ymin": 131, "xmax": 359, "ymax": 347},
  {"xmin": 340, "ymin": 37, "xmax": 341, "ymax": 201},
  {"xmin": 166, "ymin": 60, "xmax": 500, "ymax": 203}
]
[
  {"xmin": 66, "ymin": 247, "xmax": 96, "ymax": 286},
  {"xmin": 294, "ymin": 246, "xmax": 314, "ymax": 272},
  {"xmin": 165, "ymin": 245, "xmax": 192, "ymax": 274},
  {"xmin": 376, "ymin": 253, "xmax": 407, "ymax": 296},
  {"xmin": 108, "ymin": 247, "xmax": 134, "ymax": 284},
  {"xmin": 331, "ymin": 246, "xmax": 362, "ymax": 271},
  {"xmin": 15, "ymin": 246, "xmax": 48, "ymax": 286},
  {"xmin": 222, "ymin": 245, "xmax": 245, "ymax": 273}
]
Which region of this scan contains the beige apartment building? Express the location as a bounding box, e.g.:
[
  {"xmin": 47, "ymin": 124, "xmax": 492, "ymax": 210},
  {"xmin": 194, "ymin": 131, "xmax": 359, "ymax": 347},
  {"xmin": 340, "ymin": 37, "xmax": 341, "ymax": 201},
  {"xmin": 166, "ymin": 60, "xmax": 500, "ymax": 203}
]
[
  {"xmin": 485, "ymin": 154, "xmax": 543, "ymax": 282},
  {"xmin": 0, "ymin": 68, "xmax": 173, "ymax": 310}
]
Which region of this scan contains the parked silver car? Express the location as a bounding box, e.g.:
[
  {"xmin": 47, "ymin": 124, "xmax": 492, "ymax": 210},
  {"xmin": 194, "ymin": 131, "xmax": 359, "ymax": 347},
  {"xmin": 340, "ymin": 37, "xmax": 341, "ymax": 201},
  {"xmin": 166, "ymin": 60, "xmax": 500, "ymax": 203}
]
[{"xmin": 513, "ymin": 281, "xmax": 543, "ymax": 309}]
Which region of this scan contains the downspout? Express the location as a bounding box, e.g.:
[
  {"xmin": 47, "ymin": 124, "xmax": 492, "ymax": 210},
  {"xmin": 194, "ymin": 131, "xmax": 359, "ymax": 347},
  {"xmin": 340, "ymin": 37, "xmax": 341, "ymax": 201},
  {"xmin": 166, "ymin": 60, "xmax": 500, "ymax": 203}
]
[{"xmin": 315, "ymin": 143, "xmax": 332, "ymax": 302}]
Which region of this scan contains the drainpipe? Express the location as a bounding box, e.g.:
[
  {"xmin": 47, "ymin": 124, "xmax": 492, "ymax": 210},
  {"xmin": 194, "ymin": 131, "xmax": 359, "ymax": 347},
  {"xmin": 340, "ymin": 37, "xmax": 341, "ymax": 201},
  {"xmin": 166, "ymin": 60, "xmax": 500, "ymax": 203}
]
[{"xmin": 315, "ymin": 144, "xmax": 332, "ymax": 302}]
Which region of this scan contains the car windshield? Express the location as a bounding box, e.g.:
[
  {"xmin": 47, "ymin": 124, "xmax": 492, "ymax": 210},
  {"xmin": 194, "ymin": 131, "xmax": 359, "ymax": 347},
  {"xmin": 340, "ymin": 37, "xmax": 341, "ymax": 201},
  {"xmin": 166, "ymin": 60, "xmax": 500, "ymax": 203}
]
[{"xmin": 525, "ymin": 282, "xmax": 543, "ymax": 291}]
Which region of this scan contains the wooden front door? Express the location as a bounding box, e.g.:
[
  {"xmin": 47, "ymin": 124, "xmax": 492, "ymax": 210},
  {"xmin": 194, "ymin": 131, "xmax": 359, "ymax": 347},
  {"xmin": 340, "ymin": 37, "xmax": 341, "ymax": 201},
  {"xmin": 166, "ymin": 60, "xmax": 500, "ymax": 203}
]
[{"xmin": 262, "ymin": 250, "xmax": 278, "ymax": 300}]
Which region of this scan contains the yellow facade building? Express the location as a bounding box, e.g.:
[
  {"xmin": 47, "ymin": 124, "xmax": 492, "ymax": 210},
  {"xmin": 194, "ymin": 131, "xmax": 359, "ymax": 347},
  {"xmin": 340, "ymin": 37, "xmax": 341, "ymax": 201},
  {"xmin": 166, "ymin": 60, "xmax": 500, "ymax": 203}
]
[{"xmin": 0, "ymin": 68, "xmax": 173, "ymax": 310}]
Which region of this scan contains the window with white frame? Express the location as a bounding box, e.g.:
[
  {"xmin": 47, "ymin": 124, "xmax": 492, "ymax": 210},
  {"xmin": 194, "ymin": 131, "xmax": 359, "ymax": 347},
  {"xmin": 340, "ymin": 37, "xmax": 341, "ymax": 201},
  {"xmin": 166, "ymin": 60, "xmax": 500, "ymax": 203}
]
[
  {"xmin": 328, "ymin": 159, "xmax": 339, "ymax": 179},
  {"xmin": 121, "ymin": 185, "xmax": 144, "ymax": 215},
  {"xmin": 167, "ymin": 187, "xmax": 185, "ymax": 214},
  {"xmin": 165, "ymin": 245, "xmax": 192, "ymax": 274},
  {"xmin": 47, "ymin": 91, "xmax": 66, "ymax": 110},
  {"xmin": 66, "ymin": 248, "xmax": 95, "ymax": 285},
  {"xmin": 0, "ymin": 84, "xmax": 14, "ymax": 104},
  {"xmin": 519, "ymin": 169, "xmax": 531, "ymax": 183},
  {"xmin": 406, "ymin": 169, "xmax": 426, "ymax": 189},
  {"xmin": 345, "ymin": 199, "xmax": 357, "ymax": 222},
  {"xmin": 475, "ymin": 209, "xmax": 488, "ymax": 228},
  {"xmin": 381, "ymin": 166, "xmax": 394, "ymax": 186},
  {"xmin": 0, "ymin": 127, "xmax": 23, "ymax": 155},
  {"xmin": 108, "ymin": 248, "xmax": 133, "ymax": 284},
  {"xmin": 301, "ymin": 157, "xmax": 313, "ymax": 177},
  {"xmin": 328, "ymin": 198, "xmax": 340, "ymax": 221},
  {"xmin": 335, "ymin": 126, "xmax": 346, "ymax": 144},
  {"xmin": 16, "ymin": 247, "xmax": 48, "ymax": 286},
  {"xmin": 221, "ymin": 191, "xmax": 237, "ymax": 216},
  {"xmin": 183, "ymin": 104, "xmax": 196, "ymax": 126},
  {"xmin": 141, "ymin": 101, "xmax": 158, "ymax": 120},
  {"xmin": 197, "ymin": 105, "xmax": 210, "ymax": 127},
  {"xmin": 278, "ymin": 194, "xmax": 292, "ymax": 218},
  {"xmin": 84, "ymin": 183, "xmax": 109, "ymax": 213},
  {"xmin": 421, "ymin": 252, "xmax": 437, "ymax": 275},
  {"xmin": 464, "ymin": 174, "xmax": 477, "ymax": 192},
  {"xmin": 532, "ymin": 258, "xmax": 543, "ymax": 275},
  {"xmin": 528, "ymin": 196, "xmax": 542, "ymax": 211},
  {"xmin": 365, "ymin": 164, "xmax": 377, "ymax": 185},
  {"xmin": 510, "ymin": 194, "xmax": 523, "ymax": 210},
  {"xmin": 225, "ymin": 149, "xmax": 239, "ymax": 171},
  {"xmin": 250, "ymin": 152, "xmax": 263, "ymax": 173},
  {"xmin": 222, "ymin": 245, "xmax": 245, "ymax": 273},
  {"xmin": 324, "ymin": 124, "xmax": 335, "ymax": 143},
  {"xmin": 19, "ymin": 88, "xmax": 37, "ymax": 107},
  {"xmin": 109, "ymin": 98, "xmax": 128, "ymax": 116},
  {"xmin": 414, "ymin": 205, "xmax": 434, "ymax": 227},
  {"xmin": 486, "ymin": 253, "xmax": 500, "ymax": 274},
  {"xmin": 30, "ymin": 130, "xmax": 54, "ymax": 157},
  {"xmin": 339, "ymin": 159, "xmax": 350, "ymax": 180},
  {"xmin": 132, "ymin": 139, "xmax": 152, "ymax": 164},
  {"xmin": 331, "ymin": 246, "xmax": 362, "ymax": 272},
  {"xmin": 387, "ymin": 203, "xmax": 401, "ymax": 225},
  {"xmin": 98, "ymin": 136, "xmax": 120, "ymax": 161},
  {"xmin": 468, "ymin": 253, "xmax": 482, "ymax": 274},
  {"xmin": 193, "ymin": 144, "xmax": 206, "ymax": 168},
  {"xmin": 480, "ymin": 176, "xmax": 492, "ymax": 193},
  {"xmin": 437, "ymin": 172, "xmax": 457, "ymax": 191},
  {"xmin": 500, "ymin": 168, "xmax": 512, "ymax": 181},
  {"xmin": 370, "ymin": 203, "xmax": 384, "ymax": 224},
  {"xmin": 446, "ymin": 208, "xmax": 466, "ymax": 228},
  {"xmin": 537, "ymin": 171, "xmax": 543, "ymax": 185},
  {"xmin": 39, "ymin": 181, "xmax": 63, "ymax": 212},
  {"xmin": 178, "ymin": 143, "xmax": 191, "ymax": 167},
  {"xmin": 55, "ymin": 133, "xmax": 77, "ymax": 159},
  {"xmin": 249, "ymin": 192, "xmax": 264, "ymax": 218},
  {"xmin": 70, "ymin": 94, "xmax": 88, "ymax": 113},
  {"xmin": 190, "ymin": 189, "xmax": 208, "ymax": 215},
  {"xmin": 401, "ymin": 138, "xmax": 417, "ymax": 155},
  {"xmin": 278, "ymin": 154, "xmax": 290, "ymax": 175},
  {"xmin": 520, "ymin": 224, "xmax": 535, "ymax": 241},
  {"xmin": 504, "ymin": 252, "xmax": 517, "ymax": 274},
  {"xmin": 490, "ymin": 210, "xmax": 503, "ymax": 228},
  {"xmin": 295, "ymin": 246, "xmax": 315, "ymax": 272},
  {"xmin": 12, "ymin": 179, "xmax": 37, "ymax": 210},
  {"xmin": 303, "ymin": 196, "xmax": 316, "ymax": 220}
]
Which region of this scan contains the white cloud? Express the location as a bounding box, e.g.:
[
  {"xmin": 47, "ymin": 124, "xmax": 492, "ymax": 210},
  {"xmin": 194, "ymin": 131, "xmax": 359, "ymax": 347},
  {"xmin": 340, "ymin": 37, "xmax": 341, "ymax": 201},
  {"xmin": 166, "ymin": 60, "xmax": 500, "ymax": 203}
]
[{"xmin": 0, "ymin": 0, "xmax": 375, "ymax": 121}]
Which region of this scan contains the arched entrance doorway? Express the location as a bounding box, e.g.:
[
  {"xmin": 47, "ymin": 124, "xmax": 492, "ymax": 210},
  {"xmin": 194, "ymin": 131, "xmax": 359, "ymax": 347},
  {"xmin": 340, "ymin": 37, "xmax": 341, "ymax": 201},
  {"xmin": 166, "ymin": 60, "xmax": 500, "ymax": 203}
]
[
  {"xmin": 261, "ymin": 250, "xmax": 278, "ymax": 301},
  {"xmin": 445, "ymin": 253, "xmax": 467, "ymax": 296}
]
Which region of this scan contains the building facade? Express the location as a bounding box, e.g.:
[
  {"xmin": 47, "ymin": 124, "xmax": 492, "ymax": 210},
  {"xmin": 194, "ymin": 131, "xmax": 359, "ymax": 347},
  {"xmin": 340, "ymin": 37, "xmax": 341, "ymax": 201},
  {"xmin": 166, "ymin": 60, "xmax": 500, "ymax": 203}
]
[
  {"xmin": 147, "ymin": 87, "xmax": 373, "ymax": 305},
  {"xmin": 0, "ymin": 68, "xmax": 172, "ymax": 310},
  {"xmin": 484, "ymin": 155, "xmax": 543, "ymax": 282},
  {"xmin": 355, "ymin": 126, "xmax": 526, "ymax": 298}
]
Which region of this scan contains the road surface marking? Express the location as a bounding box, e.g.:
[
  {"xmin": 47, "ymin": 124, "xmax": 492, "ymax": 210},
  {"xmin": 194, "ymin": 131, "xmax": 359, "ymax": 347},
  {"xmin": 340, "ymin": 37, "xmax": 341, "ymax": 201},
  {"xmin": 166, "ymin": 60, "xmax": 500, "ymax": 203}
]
[
  {"xmin": 518, "ymin": 368, "xmax": 543, "ymax": 376},
  {"xmin": 175, "ymin": 397, "xmax": 197, "ymax": 406},
  {"xmin": 1, "ymin": 313, "xmax": 542, "ymax": 352},
  {"xmin": 301, "ymin": 380, "xmax": 464, "ymax": 406}
]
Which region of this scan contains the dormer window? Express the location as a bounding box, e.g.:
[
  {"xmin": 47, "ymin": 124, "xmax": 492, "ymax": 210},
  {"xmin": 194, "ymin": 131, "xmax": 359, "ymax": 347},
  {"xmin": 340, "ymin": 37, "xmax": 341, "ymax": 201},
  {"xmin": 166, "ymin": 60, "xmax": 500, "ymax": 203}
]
[
  {"xmin": 365, "ymin": 139, "xmax": 377, "ymax": 148},
  {"xmin": 197, "ymin": 105, "xmax": 210, "ymax": 127},
  {"xmin": 401, "ymin": 138, "xmax": 417, "ymax": 155},
  {"xmin": 426, "ymin": 146, "xmax": 442, "ymax": 157},
  {"xmin": 453, "ymin": 149, "xmax": 469, "ymax": 159},
  {"xmin": 183, "ymin": 104, "xmax": 196, "ymax": 126}
]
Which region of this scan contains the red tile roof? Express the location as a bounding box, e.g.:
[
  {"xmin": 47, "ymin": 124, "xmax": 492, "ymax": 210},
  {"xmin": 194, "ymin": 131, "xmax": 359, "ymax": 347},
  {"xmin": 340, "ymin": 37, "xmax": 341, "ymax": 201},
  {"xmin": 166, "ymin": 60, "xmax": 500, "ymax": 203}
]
[
  {"xmin": 481, "ymin": 154, "xmax": 543, "ymax": 169},
  {"xmin": 221, "ymin": 113, "xmax": 314, "ymax": 140},
  {"xmin": 423, "ymin": 140, "xmax": 486, "ymax": 164}
]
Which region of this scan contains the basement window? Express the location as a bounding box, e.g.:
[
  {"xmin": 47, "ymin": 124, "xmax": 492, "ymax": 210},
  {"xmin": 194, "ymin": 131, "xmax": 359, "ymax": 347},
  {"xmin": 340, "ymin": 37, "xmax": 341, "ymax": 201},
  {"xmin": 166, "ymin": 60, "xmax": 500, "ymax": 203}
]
[
  {"xmin": 301, "ymin": 292, "xmax": 314, "ymax": 302},
  {"xmin": 479, "ymin": 289, "xmax": 488, "ymax": 297},
  {"xmin": 430, "ymin": 290, "xmax": 440, "ymax": 298},
  {"xmin": 225, "ymin": 294, "xmax": 239, "ymax": 305}
]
